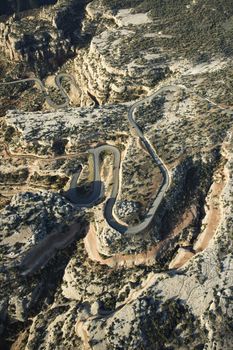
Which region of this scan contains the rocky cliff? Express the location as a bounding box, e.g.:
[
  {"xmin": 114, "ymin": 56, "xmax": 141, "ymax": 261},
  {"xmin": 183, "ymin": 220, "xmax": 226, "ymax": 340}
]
[{"xmin": 0, "ymin": 0, "xmax": 90, "ymax": 76}]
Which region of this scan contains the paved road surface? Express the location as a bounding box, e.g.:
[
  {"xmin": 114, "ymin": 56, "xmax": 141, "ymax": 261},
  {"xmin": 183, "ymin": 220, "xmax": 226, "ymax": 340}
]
[
  {"xmin": 68, "ymin": 84, "xmax": 232, "ymax": 234},
  {"xmin": 2, "ymin": 76, "xmax": 232, "ymax": 235},
  {"xmin": 66, "ymin": 87, "xmax": 172, "ymax": 234},
  {"xmin": 0, "ymin": 73, "xmax": 81, "ymax": 108}
]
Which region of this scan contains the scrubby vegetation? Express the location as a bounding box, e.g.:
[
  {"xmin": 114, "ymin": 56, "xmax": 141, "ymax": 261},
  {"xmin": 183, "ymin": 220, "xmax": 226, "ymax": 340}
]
[{"xmin": 103, "ymin": 0, "xmax": 233, "ymax": 59}]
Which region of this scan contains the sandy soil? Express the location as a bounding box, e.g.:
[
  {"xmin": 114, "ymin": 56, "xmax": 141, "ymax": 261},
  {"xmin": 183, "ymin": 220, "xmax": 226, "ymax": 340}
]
[
  {"xmin": 194, "ymin": 166, "xmax": 227, "ymax": 253},
  {"xmin": 10, "ymin": 330, "xmax": 29, "ymax": 350},
  {"xmin": 0, "ymin": 226, "xmax": 32, "ymax": 246},
  {"xmin": 173, "ymin": 205, "xmax": 197, "ymax": 236},
  {"xmin": 84, "ymin": 206, "xmax": 196, "ymax": 268},
  {"xmin": 170, "ymin": 161, "xmax": 228, "ymax": 269},
  {"xmin": 76, "ymin": 320, "xmax": 91, "ymax": 350},
  {"xmin": 169, "ymin": 248, "xmax": 194, "ymax": 269}
]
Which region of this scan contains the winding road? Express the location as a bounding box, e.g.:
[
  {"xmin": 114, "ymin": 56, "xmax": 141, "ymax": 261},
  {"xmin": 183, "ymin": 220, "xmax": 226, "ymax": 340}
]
[
  {"xmin": 0, "ymin": 73, "xmax": 81, "ymax": 109},
  {"xmin": 1, "ymin": 76, "xmax": 231, "ymax": 236},
  {"xmin": 2, "ymin": 75, "xmax": 232, "ymax": 278},
  {"xmin": 101, "ymin": 91, "xmax": 171, "ymax": 234},
  {"xmin": 64, "ymin": 86, "xmax": 171, "ymax": 234},
  {"xmin": 64, "ymin": 145, "xmax": 120, "ymax": 207},
  {"xmin": 65, "ymin": 83, "xmax": 232, "ymax": 234}
]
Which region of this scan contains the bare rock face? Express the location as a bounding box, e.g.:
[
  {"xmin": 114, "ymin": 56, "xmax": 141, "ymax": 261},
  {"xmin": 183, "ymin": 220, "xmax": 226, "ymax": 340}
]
[
  {"xmin": 1, "ymin": 88, "xmax": 232, "ymax": 350},
  {"xmin": 74, "ymin": 149, "xmax": 233, "ymax": 350},
  {"xmin": 3, "ymin": 103, "xmax": 129, "ymax": 154},
  {"xmin": 0, "ymin": 15, "xmax": 72, "ymax": 72},
  {"xmin": 0, "ymin": 189, "xmax": 84, "ymax": 339},
  {"xmin": 78, "ymin": 297, "xmax": 206, "ymax": 350},
  {"xmin": 74, "ymin": 2, "xmax": 171, "ymax": 105},
  {"xmin": 0, "ymin": 191, "xmax": 75, "ymax": 246},
  {"xmin": 0, "ymin": 0, "xmax": 89, "ymax": 75}
]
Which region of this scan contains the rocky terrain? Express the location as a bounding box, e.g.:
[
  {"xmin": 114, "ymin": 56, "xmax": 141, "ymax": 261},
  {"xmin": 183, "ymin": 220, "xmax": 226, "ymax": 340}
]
[{"xmin": 0, "ymin": 0, "xmax": 232, "ymax": 349}]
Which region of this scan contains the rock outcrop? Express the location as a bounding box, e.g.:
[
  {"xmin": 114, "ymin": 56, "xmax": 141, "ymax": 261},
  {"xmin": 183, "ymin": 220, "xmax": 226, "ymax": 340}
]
[
  {"xmin": 74, "ymin": 4, "xmax": 171, "ymax": 105},
  {"xmin": 74, "ymin": 148, "xmax": 233, "ymax": 349},
  {"xmin": 0, "ymin": 0, "xmax": 90, "ymax": 75}
]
